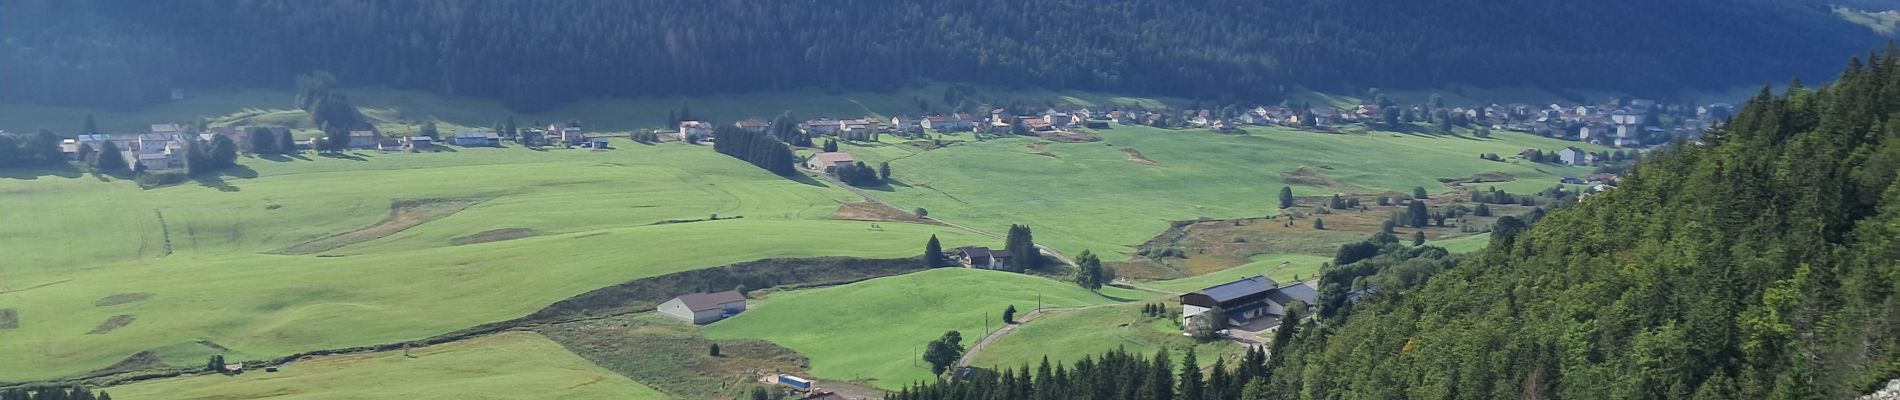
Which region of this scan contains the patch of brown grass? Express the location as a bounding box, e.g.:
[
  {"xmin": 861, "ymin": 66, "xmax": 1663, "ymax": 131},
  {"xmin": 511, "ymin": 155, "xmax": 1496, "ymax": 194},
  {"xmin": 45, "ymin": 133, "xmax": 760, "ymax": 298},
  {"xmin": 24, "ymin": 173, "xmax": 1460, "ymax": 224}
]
[
  {"xmin": 450, "ymin": 228, "xmax": 538, "ymax": 246},
  {"xmin": 537, "ymin": 314, "xmax": 808, "ymax": 400},
  {"xmin": 271, "ymin": 198, "xmax": 485, "ymax": 255},
  {"xmin": 87, "ymin": 351, "xmax": 165, "ymax": 377},
  {"xmin": 830, "ymin": 202, "xmax": 932, "ymax": 224},
  {"xmin": 1122, "ymin": 147, "xmax": 1161, "ymax": 166},
  {"xmin": 89, "ymin": 314, "xmax": 136, "ymax": 335},
  {"xmin": 1026, "ymin": 142, "xmax": 1058, "ymax": 158},
  {"xmin": 95, "ymin": 292, "xmax": 154, "ymax": 307},
  {"xmin": 1039, "ymin": 130, "xmax": 1102, "ymax": 143}
]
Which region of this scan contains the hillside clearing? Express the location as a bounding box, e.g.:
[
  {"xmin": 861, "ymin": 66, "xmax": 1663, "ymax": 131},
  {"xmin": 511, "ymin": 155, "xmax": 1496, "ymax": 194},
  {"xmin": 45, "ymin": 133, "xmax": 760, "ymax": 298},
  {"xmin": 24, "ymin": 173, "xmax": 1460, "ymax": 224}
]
[
  {"xmin": 703, "ymin": 268, "xmax": 1140, "ymax": 390},
  {"xmin": 108, "ymin": 331, "xmax": 664, "ymax": 400}
]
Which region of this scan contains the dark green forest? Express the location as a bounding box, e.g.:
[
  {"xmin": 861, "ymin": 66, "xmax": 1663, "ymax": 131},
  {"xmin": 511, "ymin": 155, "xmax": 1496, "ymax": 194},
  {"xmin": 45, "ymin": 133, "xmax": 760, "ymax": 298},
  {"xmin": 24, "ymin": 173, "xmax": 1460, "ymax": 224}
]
[
  {"xmin": 0, "ymin": 0, "xmax": 1883, "ymax": 111},
  {"xmin": 1262, "ymin": 53, "xmax": 1900, "ymax": 398}
]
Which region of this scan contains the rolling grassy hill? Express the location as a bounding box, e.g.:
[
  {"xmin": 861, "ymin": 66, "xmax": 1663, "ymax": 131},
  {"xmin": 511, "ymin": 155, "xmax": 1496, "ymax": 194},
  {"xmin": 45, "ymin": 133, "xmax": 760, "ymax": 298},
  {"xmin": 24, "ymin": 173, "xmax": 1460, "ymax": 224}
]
[
  {"xmin": 0, "ymin": 142, "xmax": 985, "ymax": 382},
  {"xmin": 701, "ymin": 268, "xmax": 1140, "ymax": 390},
  {"xmin": 107, "ymin": 331, "xmax": 664, "ymax": 400},
  {"xmin": 856, "ymin": 125, "xmax": 1607, "ymax": 261},
  {"xmin": 966, "ymin": 303, "xmax": 1242, "ymax": 372}
]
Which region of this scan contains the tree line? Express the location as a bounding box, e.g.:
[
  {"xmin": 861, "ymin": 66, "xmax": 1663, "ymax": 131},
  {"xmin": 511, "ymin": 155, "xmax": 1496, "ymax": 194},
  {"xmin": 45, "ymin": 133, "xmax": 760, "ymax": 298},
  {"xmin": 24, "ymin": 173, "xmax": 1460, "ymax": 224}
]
[
  {"xmin": 1, "ymin": 0, "xmax": 1879, "ymax": 111},
  {"xmin": 711, "ymin": 125, "xmax": 796, "ymax": 176},
  {"xmin": 891, "ymin": 345, "xmax": 1286, "ymax": 400},
  {"xmin": 0, "ymin": 386, "xmax": 111, "ymax": 400}
]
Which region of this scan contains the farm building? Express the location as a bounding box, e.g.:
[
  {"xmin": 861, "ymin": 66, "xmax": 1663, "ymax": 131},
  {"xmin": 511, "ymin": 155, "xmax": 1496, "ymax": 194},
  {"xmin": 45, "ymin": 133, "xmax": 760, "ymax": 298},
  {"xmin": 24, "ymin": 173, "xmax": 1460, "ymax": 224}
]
[
  {"xmin": 588, "ymin": 136, "xmax": 611, "ymax": 149},
  {"xmin": 405, "ymin": 136, "xmax": 435, "ymax": 151},
  {"xmin": 1557, "ymin": 146, "xmax": 1585, "ymax": 165},
  {"xmin": 805, "ymin": 152, "xmax": 856, "ymax": 172},
  {"xmin": 801, "ymin": 119, "xmax": 842, "ymax": 135},
  {"xmin": 953, "ymin": 247, "xmax": 1012, "ymax": 270},
  {"xmin": 451, "ymin": 131, "xmax": 500, "ymax": 147},
  {"xmin": 348, "ymin": 130, "xmax": 378, "ymax": 148},
  {"xmin": 658, "ymin": 291, "xmax": 747, "ymax": 325},
  {"xmin": 1179, "ymin": 275, "xmax": 1317, "ymax": 330},
  {"xmin": 735, "ymin": 118, "xmax": 770, "ymax": 133},
  {"xmin": 548, "ymin": 122, "xmax": 586, "ymax": 145},
  {"xmin": 377, "ymin": 139, "xmax": 403, "ymax": 152}
]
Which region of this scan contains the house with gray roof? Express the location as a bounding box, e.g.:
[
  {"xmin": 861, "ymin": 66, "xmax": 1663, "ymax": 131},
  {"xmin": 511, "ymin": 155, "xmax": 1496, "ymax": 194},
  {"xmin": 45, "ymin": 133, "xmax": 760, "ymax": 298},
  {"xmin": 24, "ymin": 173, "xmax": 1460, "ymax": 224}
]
[{"xmin": 658, "ymin": 291, "xmax": 747, "ymax": 325}]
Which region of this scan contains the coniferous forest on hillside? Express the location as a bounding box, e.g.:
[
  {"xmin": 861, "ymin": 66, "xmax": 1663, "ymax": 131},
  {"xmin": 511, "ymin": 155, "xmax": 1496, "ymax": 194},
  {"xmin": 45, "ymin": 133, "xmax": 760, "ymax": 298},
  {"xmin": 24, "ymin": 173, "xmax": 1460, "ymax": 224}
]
[{"xmin": 0, "ymin": 0, "xmax": 1883, "ymax": 111}]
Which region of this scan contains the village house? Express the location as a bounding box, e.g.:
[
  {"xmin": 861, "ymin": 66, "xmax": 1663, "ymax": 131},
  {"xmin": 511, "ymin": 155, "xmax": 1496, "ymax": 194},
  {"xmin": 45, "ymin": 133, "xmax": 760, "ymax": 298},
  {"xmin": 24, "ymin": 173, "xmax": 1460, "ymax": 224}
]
[
  {"xmin": 1043, "ymin": 110, "xmax": 1073, "ymax": 127},
  {"xmin": 1557, "ymin": 146, "xmax": 1585, "ymax": 165},
  {"xmin": 805, "ymin": 152, "xmax": 855, "ymax": 172},
  {"xmin": 953, "ymin": 246, "xmax": 1012, "ymax": 270},
  {"xmin": 549, "ymin": 122, "xmax": 587, "ymax": 145},
  {"xmin": 135, "ymin": 133, "xmax": 174, "ymax": 154},
  {"xmin": 678, "ymin": 120, "xmax": 713, "ymax": 142},
  {"xmin": 1179, "ymin": 275, "xmax": 1318, "ymax": 330},
  {"xmin": 587, "ymin": 136, "xmax": 611, "ymax": 149},
  {"xmin": 377, "ymin": 138, "xmax": 403, "ymax": 152},
  {"xmin": 734, "ymin": 118, "xmax": 770, "ymax": 133},
  {"xmin": 348, "ymin": 130, "xmax": 378, "ymax": 149},
  {"xmin": 890, "ymin": 115, "xmax": 922, "ymax": 132},
  {"xmin": 149, "ymin": 123, "xmax": 182, "ymax": 137},
  {"xmin": 657, "ymin": 291, "xmax": 747, "ymax": 325}
]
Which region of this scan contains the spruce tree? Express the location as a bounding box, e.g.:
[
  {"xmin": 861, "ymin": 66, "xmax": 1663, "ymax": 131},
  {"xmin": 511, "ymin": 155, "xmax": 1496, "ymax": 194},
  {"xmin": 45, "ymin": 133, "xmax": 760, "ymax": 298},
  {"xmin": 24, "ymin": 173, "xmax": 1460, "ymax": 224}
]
[
  {"xmin": 83, "ymin": 114, "xmax": 98, "ymax": 134},
  {"xmin": 1313, "ymin": 218, "xmax": 1325, "ymax": 230},
  {"xmin": 1408, "ymin": 200, "xmax": 1429, "ymax": 227},
  {"xmin": 276, "ymin": 130, "xmax": 298, "ymax": 154},
  {"xmin": 92, "ymin": 140, "xmax": 126, "ymax": 173},
  {"xmin": 1003, "ymin": 305, "xmax": 1017, "ymax": 323},
  {"xmin": 1278, "ymin": 186, "xmax": 1295, "ymax": 209},
  {"xmin": 924, "ymin": 235, "xmax": 948, "ymax": 268},
  {"xmin": 1178, "ymin": 350, "xmax": 1204, "ymax": 400}
]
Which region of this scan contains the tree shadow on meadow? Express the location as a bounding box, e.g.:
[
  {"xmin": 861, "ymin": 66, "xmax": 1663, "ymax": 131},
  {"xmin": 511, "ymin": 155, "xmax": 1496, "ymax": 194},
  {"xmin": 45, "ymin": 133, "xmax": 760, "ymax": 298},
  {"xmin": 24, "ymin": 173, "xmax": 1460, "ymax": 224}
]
[
  {"xmin": 0, "ymin": 166, "xmax": 83, "ymax": 180},
  {"xmin": 192, "ymin": 165, "xmax": 257, "ymax": 192}
]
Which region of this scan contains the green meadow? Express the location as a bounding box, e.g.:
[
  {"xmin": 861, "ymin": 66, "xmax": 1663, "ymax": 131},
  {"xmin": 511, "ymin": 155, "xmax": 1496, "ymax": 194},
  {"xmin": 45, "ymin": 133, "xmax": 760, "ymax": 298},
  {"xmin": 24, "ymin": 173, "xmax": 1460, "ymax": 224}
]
[
  {"xmin": 702, "ymin": 268, "xmax": 1137, "ymax": 390},
  {"xmin": 856, "ymin": 125, "xmax": 1607, "ymax": 260},
  {"xmin": 0, "ymin": 142, "xmax": 984, "ymax": 381},
  {"xmin": 108, "ymin": 331, "xmax": 664, "ymax": 400},
  {"xmin": 1143, "ymin": 254, "xmax": 1333, "ymax": 294},
  {"xmin": 967, "ymin": 304, "xmax": 1243, "ymax": 371}
]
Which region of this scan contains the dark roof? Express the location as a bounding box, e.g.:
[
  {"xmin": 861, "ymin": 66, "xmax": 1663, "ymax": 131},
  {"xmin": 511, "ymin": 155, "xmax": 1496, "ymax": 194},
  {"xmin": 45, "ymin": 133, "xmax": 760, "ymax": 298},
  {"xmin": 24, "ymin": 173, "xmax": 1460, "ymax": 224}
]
[
  {"xmin": 1199, "ymin": 275, "xmax": 1278, "ymax": 303},
  {"xmin": 1265, "ymin": 281, "xmax": 1318, "ymax": 307},
  {"xmin": 676, "ymin": 291, "xmax": 746, "ymax": 312}
]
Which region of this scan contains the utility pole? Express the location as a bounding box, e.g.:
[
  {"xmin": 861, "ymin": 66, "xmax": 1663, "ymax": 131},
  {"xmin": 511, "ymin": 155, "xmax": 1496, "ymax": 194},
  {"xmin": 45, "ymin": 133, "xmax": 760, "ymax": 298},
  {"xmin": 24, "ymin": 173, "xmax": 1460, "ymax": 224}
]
[
  {"xmin": 985, "ymin": 311, "xmax": 990, "ymax": 334},
  {"xmin": 1037, "ymin": 292, "xmax": 1042, "ymax": 312}
]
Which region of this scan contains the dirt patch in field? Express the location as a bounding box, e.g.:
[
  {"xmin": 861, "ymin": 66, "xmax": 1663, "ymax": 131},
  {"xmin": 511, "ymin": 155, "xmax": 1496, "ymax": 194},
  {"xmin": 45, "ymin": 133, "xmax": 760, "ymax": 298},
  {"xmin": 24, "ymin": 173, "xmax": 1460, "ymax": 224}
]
[
  {"xmin": 88, "ymin": 351, "xmax": 164, "ymax": 377},
  {"xmin": 0, "ymin": 309, "xmax": 17, "ymax": 330},
  {"xmin": 1027, "ymin": 142, "xmax": 1059, "ymax": 158},
  {"xmin": 1281, "ymin": 166, "xmax": 1340, "ymax": 187},
  {"xmin": 538, "ymin": 314, "xmax": 811, "ymax": 399},
  {"xmin": 1039, "ymin": 130, "xmax": 1102, "ymax": 143},
  {"xmin": 1438, "ymin": 172, "xmax": 1517, "ymax": 185},
  {"xmin": 450, "ymin": 228, "xmax": 538, "ymax": 246},
  {"xmin": 1122, "ymin": 147, "xmax": 1162, "ymax": 166},
  {"xmin": 89, "ymin": 314, "xmax": 136, "ymax": 334},
  {"xmin": 831, "ymin": 201, "xmax": 934, "ymax": 224},
  {"xmin": 95, "ymin": 292, "xmax": 154, "ymax": 307},
  {"xmin": 270, "ymin": 198, "xmax": 485, "ymax": 255}
]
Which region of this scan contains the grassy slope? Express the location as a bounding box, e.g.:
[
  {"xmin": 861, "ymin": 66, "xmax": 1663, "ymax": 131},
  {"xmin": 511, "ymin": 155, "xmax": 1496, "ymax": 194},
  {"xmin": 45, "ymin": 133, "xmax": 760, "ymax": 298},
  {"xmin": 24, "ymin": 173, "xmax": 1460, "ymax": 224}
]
[
  {"xmin": 701, "ymin": 268, "xmax": 1128, "ymax": 390},
  {"xmin": 0, "ymin": 142, "xmax": 984, "ymax": 381},
  {"xmin": 1431, "ymin": 232, "xmax": 1494, "ymax": 254},
  {"xmin": 108, "ymin": 331, "xmax": 664, "ymax": 400},
  {"xmin": 1143, "ymin": 254, "xmax": 1332, "ymax": 294},
  {"xmin": 967, "ymin": 304, "xmax": 1242, "ymax": 371},
  {"xmin": 860, "ymin": 125, "xmax": 1607, "ymax": 260}
]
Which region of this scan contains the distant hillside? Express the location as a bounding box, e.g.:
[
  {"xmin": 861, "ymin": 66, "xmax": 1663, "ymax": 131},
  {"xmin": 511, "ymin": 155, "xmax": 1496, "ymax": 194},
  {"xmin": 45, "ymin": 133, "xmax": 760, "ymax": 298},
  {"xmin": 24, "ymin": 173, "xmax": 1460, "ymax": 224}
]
[
  {"xmin": 0, "ymin": 0, "xmax": 1883, "ymax": 111},
  {"xmin": 1267, "ymin": 53, "xmax": 1900, "ymax": 398}
]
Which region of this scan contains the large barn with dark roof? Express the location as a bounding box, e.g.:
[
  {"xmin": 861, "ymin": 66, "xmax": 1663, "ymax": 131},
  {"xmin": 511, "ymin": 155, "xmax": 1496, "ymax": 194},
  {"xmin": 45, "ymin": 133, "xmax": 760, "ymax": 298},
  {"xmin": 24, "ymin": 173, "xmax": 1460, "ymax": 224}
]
[{"xmin": 1180, "ymin": 275, "xmax": 1317, "ymax": 329}]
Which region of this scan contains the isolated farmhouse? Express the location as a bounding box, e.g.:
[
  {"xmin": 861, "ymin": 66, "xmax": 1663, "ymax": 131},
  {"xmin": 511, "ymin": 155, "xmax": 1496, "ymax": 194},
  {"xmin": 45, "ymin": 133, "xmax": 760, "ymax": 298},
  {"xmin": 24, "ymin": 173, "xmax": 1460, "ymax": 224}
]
[
  {"xmin": 1180, "ymin": 275, "xmax": 1317, "ymax": 330},
  {"xmin": 658, "ymin": 291, "xmax": 748, "ymax": 325}
]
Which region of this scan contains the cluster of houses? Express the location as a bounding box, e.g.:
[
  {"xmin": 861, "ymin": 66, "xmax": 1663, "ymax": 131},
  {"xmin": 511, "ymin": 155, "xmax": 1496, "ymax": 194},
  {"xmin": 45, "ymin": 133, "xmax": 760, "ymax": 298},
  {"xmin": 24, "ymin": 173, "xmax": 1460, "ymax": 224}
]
[
  {"xmin": 1139, "ymin": 99, "xmax": 1734, "ymax": 149},
  {"xmin": 55, "ymin": 123, "xmax": 262, "ymax": 173},
  {"xmin": 669, "ymin": 108, "xmax": 1094, "ymax": 143}
]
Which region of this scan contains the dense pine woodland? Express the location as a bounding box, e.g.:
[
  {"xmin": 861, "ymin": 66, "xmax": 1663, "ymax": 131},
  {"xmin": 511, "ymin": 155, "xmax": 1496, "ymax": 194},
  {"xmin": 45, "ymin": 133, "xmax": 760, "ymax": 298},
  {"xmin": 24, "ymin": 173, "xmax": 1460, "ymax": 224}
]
[
  {"xmin": 889, "ymin": 54, "xmax": 1900, "ymax": 399},
  {"xmin": 1277, "ymin": 54, "xmax": 1900, "ymax": 398},
  {"xmin": 0, "ymin": 0, "xmax": 1881, "ymax": 111}
]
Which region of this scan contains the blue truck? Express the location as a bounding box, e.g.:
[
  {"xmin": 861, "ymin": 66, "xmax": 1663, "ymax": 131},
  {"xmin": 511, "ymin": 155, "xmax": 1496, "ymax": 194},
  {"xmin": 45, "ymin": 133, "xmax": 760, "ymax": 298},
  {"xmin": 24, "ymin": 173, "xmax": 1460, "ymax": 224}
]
[{"xmin": 778, "ymin": 374, "xmax": 813, "ymax": 390}]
